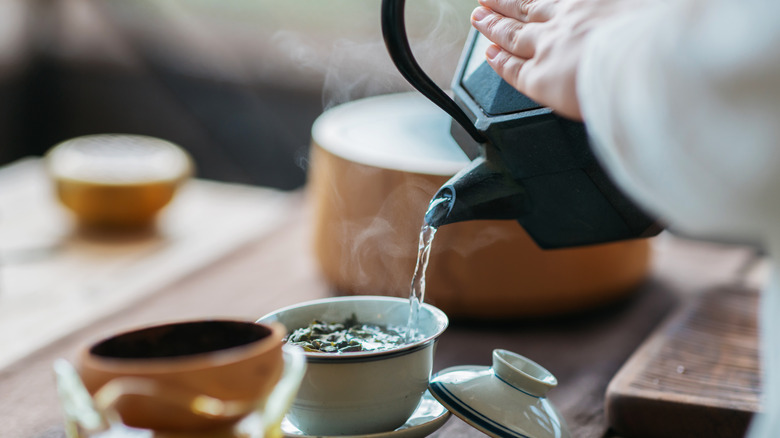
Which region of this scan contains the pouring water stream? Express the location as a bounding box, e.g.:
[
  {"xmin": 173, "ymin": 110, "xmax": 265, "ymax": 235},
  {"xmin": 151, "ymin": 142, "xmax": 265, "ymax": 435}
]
[{"xmin": 405, "ymin": 194, "xmax": 451, "ymax": 342}]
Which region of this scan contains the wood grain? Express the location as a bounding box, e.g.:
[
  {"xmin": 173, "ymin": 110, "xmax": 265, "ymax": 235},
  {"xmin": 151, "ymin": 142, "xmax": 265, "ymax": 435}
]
[
  {"xmin": 0, "ymin": 187, "xmax": 327, "ymax": 438},
  {"xmin": 0, "ymin": 158, "xmax": 298, "ymax": 370},
  {"xmin": 606, "ymin": 286, "xmax": 761, "ymax": 438},
  {"xmin": 0, "ymin": 158, "xmax": 767, "ymax": 438}
]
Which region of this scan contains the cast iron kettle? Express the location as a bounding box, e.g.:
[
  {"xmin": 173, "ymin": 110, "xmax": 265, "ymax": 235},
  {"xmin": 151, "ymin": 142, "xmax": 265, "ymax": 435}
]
[{"xmin": 381, "ymin": 0, "xmax": 661, "ymax": 249}]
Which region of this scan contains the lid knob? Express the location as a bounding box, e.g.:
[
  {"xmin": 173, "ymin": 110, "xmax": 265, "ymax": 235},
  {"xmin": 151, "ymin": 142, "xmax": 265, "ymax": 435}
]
[{"xmin": 492, "ymin": 349, "xmax": 557, "ymax": 398}]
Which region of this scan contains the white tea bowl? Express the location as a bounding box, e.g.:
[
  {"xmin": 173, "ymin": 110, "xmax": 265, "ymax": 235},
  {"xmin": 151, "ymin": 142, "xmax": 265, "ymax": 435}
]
[{"xmin": 257, "ymin": 296, "xmax": 448, "ymax": 436}]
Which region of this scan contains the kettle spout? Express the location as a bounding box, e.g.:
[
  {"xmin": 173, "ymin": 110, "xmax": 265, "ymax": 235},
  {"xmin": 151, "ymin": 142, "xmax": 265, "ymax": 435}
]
[{"xmin": 425, "ymin": 156, "xmax": 528, "ymax": 227}]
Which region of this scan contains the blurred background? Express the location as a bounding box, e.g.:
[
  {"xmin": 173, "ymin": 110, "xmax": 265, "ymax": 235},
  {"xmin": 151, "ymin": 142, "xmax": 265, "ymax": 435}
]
[{"xmin": 0, "ymin": 0, "xmax": 477, "ymax": 189}]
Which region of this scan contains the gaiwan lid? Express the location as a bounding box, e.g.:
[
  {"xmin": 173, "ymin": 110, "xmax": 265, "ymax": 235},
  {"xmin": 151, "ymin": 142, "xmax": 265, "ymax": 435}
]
[{"xmin": 429, "ymin": 349, "xmax": 570, "ymax": 438}]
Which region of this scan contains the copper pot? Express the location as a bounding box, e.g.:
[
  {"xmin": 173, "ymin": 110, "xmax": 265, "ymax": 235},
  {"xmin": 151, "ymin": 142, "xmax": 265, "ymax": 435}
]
[{"xmin": 307, "ymin": 93, "xmax": 650, "ymax": 318}]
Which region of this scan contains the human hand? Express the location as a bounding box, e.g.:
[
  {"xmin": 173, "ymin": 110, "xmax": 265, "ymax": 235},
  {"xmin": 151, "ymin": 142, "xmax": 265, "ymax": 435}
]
[{"xmin": 471, "ymin": 0, "xmax": 637, "ymax": 121}]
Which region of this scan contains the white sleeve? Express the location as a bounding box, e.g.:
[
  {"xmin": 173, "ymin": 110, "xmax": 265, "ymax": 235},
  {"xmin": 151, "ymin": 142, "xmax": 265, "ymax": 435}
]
[
  {"xmin": 578, "ymin": 2, "xmax": 780, "ymax": 436},
  {"xmin": 577, "ymin": 0, "xmax": 780, "ymax": 242}
]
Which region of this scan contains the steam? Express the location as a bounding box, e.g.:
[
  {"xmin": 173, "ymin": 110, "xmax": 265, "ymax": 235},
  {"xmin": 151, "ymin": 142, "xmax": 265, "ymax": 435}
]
[
  {"xmin": 268, "ymin": 0, "xmax": 470, "ymax": 109},
  {"xmin": 445, "ymin": 224, "xmax": 511, "ymax": 257},
  {"xmin": 298, "ymin": 1, "xmax": 482, "ymax": 297},
  {"xmin": 321, "ymin": 0, "xmax": 467, "ymax": 110},
  {"xmin": 321, "ymin": 38, "xmax": 403, "ymax": 110},
  {"xmin": 338, "ymin": 171, "xmax": 437, "ymax": 294}
]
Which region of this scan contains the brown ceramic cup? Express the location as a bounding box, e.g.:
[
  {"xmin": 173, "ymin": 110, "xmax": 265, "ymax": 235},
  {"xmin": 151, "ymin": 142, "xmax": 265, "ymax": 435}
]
[{"xmin": 77, "ymin": 320, "xmax": 286, "ymax": 433}]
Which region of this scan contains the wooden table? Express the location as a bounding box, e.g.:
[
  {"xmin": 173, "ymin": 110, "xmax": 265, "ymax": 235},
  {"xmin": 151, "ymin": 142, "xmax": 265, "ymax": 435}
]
[{"xmin": 0, "ymin": 159, "xmax": 767, "ymax": 438}]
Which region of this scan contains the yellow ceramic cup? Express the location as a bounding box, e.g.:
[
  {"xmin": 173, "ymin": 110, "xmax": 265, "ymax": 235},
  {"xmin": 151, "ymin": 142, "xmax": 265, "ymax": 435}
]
[{"xmin": 46, "ymin": 134, "xmax": 193, "ymax": 230}]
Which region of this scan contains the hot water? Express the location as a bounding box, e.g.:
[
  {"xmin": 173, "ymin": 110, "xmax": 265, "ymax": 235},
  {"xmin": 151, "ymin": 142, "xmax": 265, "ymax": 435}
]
[{"xmin": 406, "ymin": 194, "xmax": 451, "ymax": 341}]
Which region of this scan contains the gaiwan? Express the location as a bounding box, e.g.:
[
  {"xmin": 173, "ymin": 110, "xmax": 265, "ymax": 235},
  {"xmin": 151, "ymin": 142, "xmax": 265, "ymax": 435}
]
[{"xmin": 257, "ymin": 296, "xmax": 449, "ymax": 436}]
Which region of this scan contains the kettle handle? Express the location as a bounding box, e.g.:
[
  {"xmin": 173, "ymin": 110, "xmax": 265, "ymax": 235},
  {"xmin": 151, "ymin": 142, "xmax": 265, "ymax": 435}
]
[{"xmin": 381, "ymin": 0, "xmax": 487, "ymax": 144}]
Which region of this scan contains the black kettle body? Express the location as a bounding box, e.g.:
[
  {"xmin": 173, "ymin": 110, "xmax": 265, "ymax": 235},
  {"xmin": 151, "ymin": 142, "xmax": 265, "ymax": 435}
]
[{"xmin": 381, "ymin": 0, "xmax": 660, "ymax": 249}]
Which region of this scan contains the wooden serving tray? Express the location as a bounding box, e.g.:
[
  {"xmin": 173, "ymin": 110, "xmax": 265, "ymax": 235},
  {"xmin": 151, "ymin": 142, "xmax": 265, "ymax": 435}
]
[
  {"xmin": 0, "ymin": 158, "xmax": 297, "ymax": 370},
  {"xmin": 606, "ymin": 286, "xmax": 761, "ymax": 437}
]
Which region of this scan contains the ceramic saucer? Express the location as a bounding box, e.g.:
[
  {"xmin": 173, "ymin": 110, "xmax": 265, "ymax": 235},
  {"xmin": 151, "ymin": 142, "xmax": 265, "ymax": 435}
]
[{"xmin": 280, "ymin": 390, "xmax": 451, "ymax": 438}]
